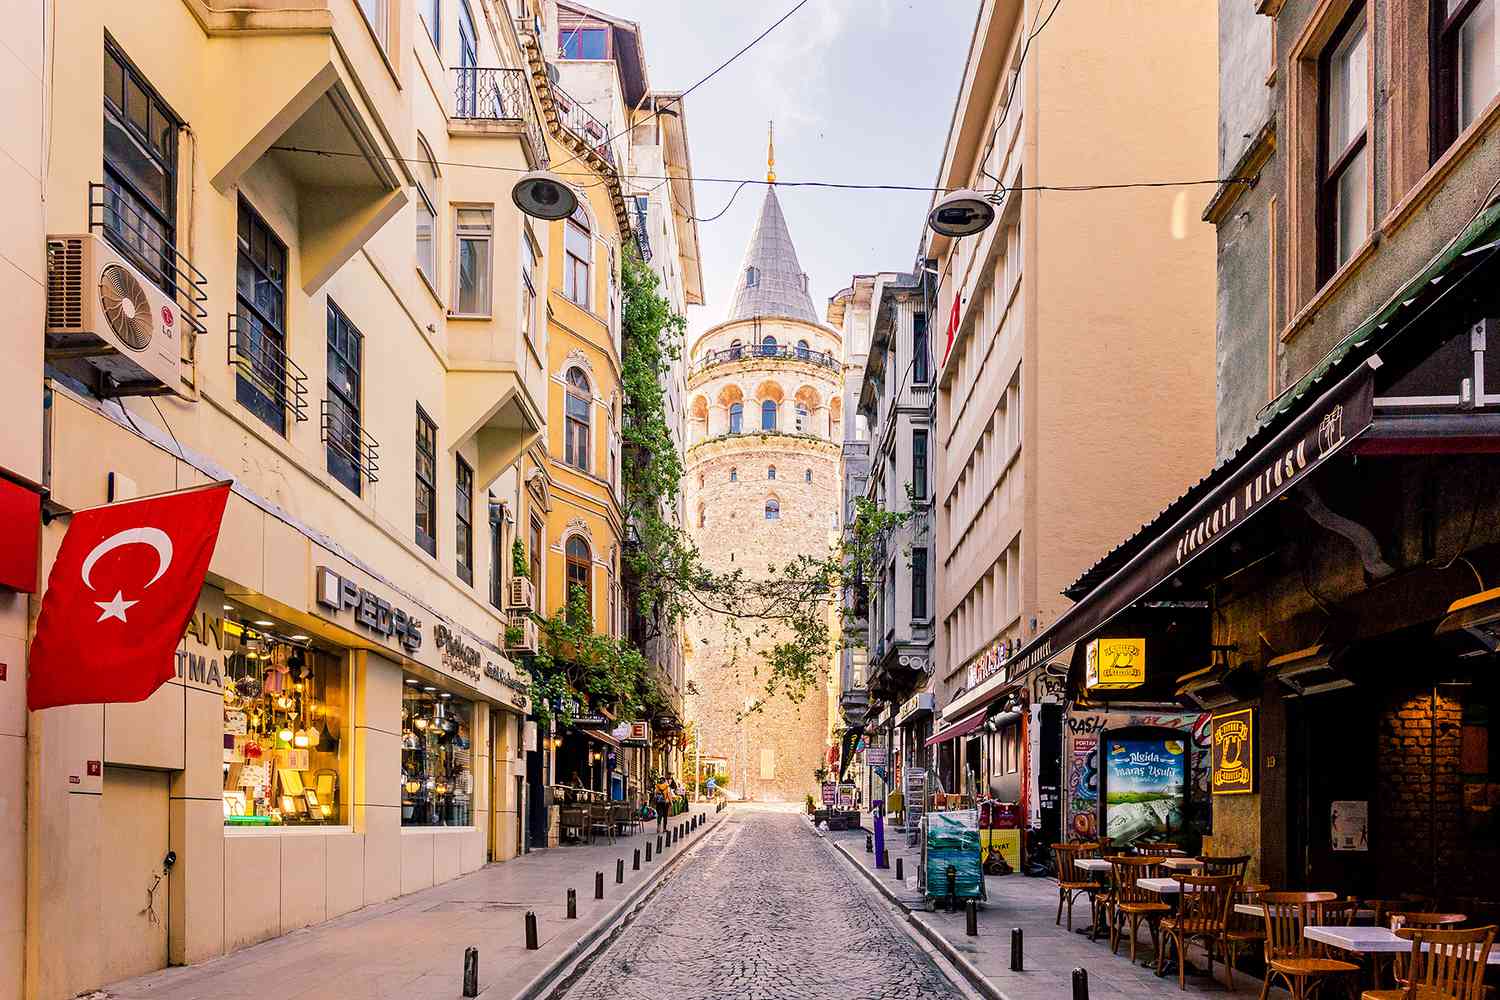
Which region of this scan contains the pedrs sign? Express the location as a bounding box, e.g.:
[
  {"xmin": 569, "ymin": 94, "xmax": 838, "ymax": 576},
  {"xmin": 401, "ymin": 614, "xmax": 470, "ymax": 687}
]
[
  {"xmin": 1211, "ymin": 707, "xmax": 1255, "ymax": 794},
  {"xmin": 1084, "ymin": 638, "xmax": 1145, "ymax": 690},
  {"xmin": 315, "ymin": 565, "xmax": 423, "ymax": 652}
]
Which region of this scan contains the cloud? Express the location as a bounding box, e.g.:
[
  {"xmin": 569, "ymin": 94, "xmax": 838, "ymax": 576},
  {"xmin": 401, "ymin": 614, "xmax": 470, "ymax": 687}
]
[{"xmin": 748, "ymin": 0, "xmax": 871, "ymax": 131}]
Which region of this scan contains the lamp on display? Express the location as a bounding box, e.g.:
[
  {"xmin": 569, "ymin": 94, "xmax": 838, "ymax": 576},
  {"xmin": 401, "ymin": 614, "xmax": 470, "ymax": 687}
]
[
  {"xmin": 277, "ymin": 727, "xmax": 294, "ymax": 744},
  {"xmin": 293, "ymin": 729, "xmax": 311, "ymax": 749}
]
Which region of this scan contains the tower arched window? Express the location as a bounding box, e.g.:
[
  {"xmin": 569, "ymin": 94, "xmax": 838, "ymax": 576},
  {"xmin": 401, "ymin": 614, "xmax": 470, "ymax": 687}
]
[
  {"xmin": 805, "ymin": 468, "xmax": 812, "ymax": 483},
  {"xmin": 795, "ymin": 403, "xmax": 809, "ymax": 433},
  {"xmin": 729, "ymin": 402, "xmax": 743, "ymax": 433},
  {"xmin": 767, "ymin": 465, "xmax": 776, "ymax": 480},
  {"xmin": 745, "ymin": 266, "xmax": 759, "ymax": 287},
  {"xmin": 796, "ymin": 339, "xmax": 810, "ymax": 359},
  {"xmin": 565, "ymin": 536, "xmax": 591, "ymax": 623},
  {"xmin": 761, "ymin": 399, "xmax": 778, "ymax": 431},
  {"xmin": 760, "ymin": 335, "xmax": 777, "ymax": 357},
  {"xmin": 729, "ymin": 467, "xmax": 737, "ymax": 482},
  {"xmin": 697, "ymin": 503, "xmax": 706, "ymax": 528},
  {"xmin": 564, "ymin": 366, "xmax": 591, "ymax": 471},
  {"xmin": 729, "ymin": 339, "xmax": 743, "ymax": 359},
  {"xmin": 765, "ymin": 499, "xmax": 780, "ymax": 520}
]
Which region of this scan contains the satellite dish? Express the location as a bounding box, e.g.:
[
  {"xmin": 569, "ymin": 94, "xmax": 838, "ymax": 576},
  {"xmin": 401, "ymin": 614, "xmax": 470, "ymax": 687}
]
[
  {"xmin": 927, "ymin": 189, "xmax": 998, "ymax": 238},
  {"xmin": 512, "ymin": 170, "xmax": 579, "ymax": 221}
]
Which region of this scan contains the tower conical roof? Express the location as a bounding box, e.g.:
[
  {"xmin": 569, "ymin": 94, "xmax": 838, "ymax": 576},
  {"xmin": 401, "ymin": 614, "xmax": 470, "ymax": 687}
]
[{"xmin": 726, "ymin": 186, "xmax": 819, "ymax": 324}]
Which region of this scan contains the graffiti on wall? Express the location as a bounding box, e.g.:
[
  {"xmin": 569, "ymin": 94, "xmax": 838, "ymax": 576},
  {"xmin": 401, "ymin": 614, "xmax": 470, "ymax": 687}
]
[{"xmin": 1064, "ymin": 711, "xmax": 1211, "ymax": 839}]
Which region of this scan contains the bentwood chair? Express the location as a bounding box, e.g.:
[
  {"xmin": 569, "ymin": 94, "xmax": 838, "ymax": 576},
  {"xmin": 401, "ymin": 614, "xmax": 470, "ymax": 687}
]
[
  {"xmin": 1385, "ymin": 913, "xmax": 1469, "ymax": 989},
  {"xmin": 1052, "ymin": 842, "xmax": 1102, "ymax": 931},
  {"xmin": 1362, "ymin": 925, "xmax": 1497, "ymax": 1000},
  {"xmin": 1198, "ymin": 854, "xmax": 1252, "ymax": 879},
  {"xmin": 1259, "ymin": 892, "xmax": 1360, "ymax": 1000},
  {"xmin": 1109, "ymin": 856, "xmax": 1172, "ymax": 962},
  {"xmin": 1224, "ymin": 882, "xmax": 1270, "ymax": 991},
  {"xmin": 1091, "ymin": 846, "xmax": 1132, "ymax": 942},
  {"xmin": 588, "ymin": 801, "xmax": 615, "ymax": 844},
  {"xmin": 1158, "ymin": 874, "xmax": 1239, "ymax": 989}
]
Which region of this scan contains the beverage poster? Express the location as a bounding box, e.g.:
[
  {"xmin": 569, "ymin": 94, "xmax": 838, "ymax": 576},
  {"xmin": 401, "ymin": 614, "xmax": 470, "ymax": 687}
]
[{"xmin": 1103, "ymin": 735, "xmax": 1187, "ymax": 844}]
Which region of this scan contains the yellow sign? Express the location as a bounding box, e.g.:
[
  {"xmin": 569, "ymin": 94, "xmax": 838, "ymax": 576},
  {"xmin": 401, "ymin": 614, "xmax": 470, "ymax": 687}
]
[
  {"xmin": 982, "ymin": 828, "xmax": 1022, "ymax": 871},
  {"xmin": 1084, "ymin": 638, "xmax": 1145, "ymax": 690},
  {"xmin": 1212, "ymin": 707, "xmax": 1255, "ymax": 794}
]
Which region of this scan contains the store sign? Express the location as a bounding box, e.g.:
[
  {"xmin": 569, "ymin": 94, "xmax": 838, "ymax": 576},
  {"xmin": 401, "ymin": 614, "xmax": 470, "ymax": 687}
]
[
  {"xmin": 612, "ymin": 720, "xmax": 650, "ymax": 745},
  {"xmin": 485, "ymin": 658, "xmax": 532, "ymax": 712},
  {"xmin": 1085, "ymin": 638, "xmax": 1145, "ymax": 690},
  {"xmin": 965, "ymin": 637, "xmax": 1014, "ymax": 690},
  {"xmin": 175, "ymin": 608, "xmax": 226, "ymax": 690},
  {"xmin": 433, "ymin": 622, "xmax": 483, "ymax": 683},
  {"xmin": 572, "ymin": 713, "xmax": 610, "ymax": 729},
  {"xmin": 1211, "ymin": 707, "xmax": 1254, "ymax": 794},
  {"xmin": 314, "ymin": 566, "xmax": 423, "ymax": 652},
  {"xmin": 895, "ymin": 692, "xmax": 935, "ymax": 726},
  {"xmin": 821, "ymin": 782, "xmax": 836, "ymax": 806}
]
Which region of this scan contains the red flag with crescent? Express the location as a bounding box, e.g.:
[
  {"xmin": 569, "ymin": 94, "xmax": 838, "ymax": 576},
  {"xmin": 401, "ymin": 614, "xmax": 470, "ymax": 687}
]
[{"xmin": 28, "ymin": 482, "xmax": 232, "ymax": 711}]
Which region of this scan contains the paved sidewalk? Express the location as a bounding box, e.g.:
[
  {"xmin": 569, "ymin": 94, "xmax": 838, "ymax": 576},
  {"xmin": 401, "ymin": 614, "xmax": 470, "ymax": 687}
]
[
  {"xmin": 102, "ymin": 805, "xmax": 722, "ymax": 1000},
  {"xmin": 826, "ymin": 823, "xmax": 1254, "ymax": 1000}
]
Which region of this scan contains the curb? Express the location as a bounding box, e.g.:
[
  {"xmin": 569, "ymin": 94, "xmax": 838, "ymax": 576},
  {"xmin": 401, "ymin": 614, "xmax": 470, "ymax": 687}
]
[
  {"xmin": 824, "ymin": 834, "xmax": 1009, "ymax": 1000},
  {"xmin": 505, "ymin": 809, "xmax": 729, "ymax": 1000}
]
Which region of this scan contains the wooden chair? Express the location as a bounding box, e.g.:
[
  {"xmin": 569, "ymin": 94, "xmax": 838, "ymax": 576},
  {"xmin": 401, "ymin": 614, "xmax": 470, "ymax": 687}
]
[
  {"xmin": 1259, "ymin": 891, "xmax": 1360, "ymax": 1000},
  {"xmin": 1052, "ymin": 842, "xmax": 1102, "ymax": 931},
  {"xmin": 1225, "ymin": 882, "xmax": 1270, "ymax": 991},
  {"xmin": 560, "ymin": 804, "xmax": 589, "ymax": 843},
  {"xmin": 589, "ymin": 801, "xmax": 614, "ymax": 844},
  {"xmin": 1362, "ymin": 925, "xmax": 1496, "ymax": 1000},
  {"xmin": 1386, "ymin": 914, "xmax": 1469, "ymax": 988},
  {"xmin": 1109, "ymin": 856, "xmax": 1172, "ymax": 962},
  {"xmin": 1159, "ymin": 873, "xmax": 1239, "ymax": 990},
  {"xmin": 1319, "ymin": 899, "xmax": 1362, "ymax": 928},
  {"xmin": 1198, "ymin": 854, "xmax": 1252, "ymax": 879},
  {"xmin": 1091, "ymin": 846, "xmax": 1132, "ymax": 942}
]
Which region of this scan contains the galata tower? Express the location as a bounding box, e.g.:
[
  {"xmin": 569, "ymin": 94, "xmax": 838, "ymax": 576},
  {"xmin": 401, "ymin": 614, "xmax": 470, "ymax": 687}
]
[{"xmin": 683, "ymin": 172, "xmax": 842, "ymax": 803}]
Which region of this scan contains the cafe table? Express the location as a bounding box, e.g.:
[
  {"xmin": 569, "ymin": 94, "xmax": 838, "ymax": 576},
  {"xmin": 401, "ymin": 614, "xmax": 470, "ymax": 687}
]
[
  {"xmin": 1162, "ymin": 858, "xmax": 1203, "ymax": 872},
  {"xmin": 1138, "ymin": 876, "xmax": 1192, "ymax": 894},
  {"xmin": 1303, "ymin": 926, "xmax": 1500, "ymax": 964},
  {"xmin": 1233, "ymin": 903, "xmax": 1377, "ymax": 921},
  {"xmin": 1071, "ymin": 858, "xmax": 1114, "ymax": 940}
]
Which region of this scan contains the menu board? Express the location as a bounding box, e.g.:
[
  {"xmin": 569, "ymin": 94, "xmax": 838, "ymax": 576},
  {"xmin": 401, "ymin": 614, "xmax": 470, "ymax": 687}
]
[
  {"xmin": 1102, "ymin": 734, "xmax": 1187, "ymax": 845},
  {"xmin": 903, "ymin": 767, "xmax": 928, "ymax": 835}
]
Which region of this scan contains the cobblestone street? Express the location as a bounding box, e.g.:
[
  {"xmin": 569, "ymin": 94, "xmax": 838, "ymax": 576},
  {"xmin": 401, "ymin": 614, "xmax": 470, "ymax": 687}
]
[{"xmin": 557, "ymin": 807, "xmax": 970, "ymax": 1000}]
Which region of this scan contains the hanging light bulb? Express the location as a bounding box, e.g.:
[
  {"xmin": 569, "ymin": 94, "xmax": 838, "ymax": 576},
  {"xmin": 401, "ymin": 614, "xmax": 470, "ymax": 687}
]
[
  {"xmin": 413, "ymin": 717, "xmax": 429, "ymax": 731},
  {"xmin": 293, "ymin": 729, "xmax": 311, "ymax": 749},
  {"xmin": 277, "ymin": 727, "xmax": 294, "ymax": 744},
  {"xmin": 275, "ymin": 694, "xmax": 294, "ymax": 711}
]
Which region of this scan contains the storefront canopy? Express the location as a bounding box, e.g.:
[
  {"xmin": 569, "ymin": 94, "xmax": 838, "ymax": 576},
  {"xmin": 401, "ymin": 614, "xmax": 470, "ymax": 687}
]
[{"xmin": 925, "ymin": 709, "xmax": 986, "ymax": 747}]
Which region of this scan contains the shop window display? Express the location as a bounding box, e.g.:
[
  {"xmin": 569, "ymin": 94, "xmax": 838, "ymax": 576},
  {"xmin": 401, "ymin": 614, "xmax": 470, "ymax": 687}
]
[
  {"xmin": 221, "ymin": 621, "xmax": 347, "ymax": 826},
  {"xmin": 402, "ymin": 677, "xmax": 475, "ymax": 826}
]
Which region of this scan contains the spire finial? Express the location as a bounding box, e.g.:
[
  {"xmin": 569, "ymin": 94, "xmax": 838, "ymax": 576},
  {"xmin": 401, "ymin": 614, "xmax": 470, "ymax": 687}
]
[{"xmin": 767, "ymin": 120, "xmax": 776, "ymax": 184}]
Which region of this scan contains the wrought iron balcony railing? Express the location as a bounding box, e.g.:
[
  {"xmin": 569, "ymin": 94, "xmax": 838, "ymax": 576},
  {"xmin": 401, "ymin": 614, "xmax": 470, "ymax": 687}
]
[
  {"xmin": 690, "ymin": 343, "xmax": 840, "ymax": 377},
  {"xmin": 228, "ymin": 312, "xmax": 309, "ymax": 424},
  {"xmin": 89, "ymin": 182, "xmax": 208, "ymax": 334},
  {"xmin": 451, "ymin": 66, "xmax": 550, "ymax": 167},
  {"xmin": 551, "ymin": 81, "xmax": 615, "ymax": 168},
  {"xmin": 633, "ymin": 223, "xmax": 651, "ymax": 262},
  {"xmin": 321, "ymin": 397, "xmax": 380, "ymax": 485}
]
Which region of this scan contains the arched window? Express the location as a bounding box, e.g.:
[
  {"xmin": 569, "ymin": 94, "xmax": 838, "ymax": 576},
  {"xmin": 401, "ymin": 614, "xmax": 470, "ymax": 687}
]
[
  {"xmin": 767, "ymin": 465, "xmax": 776, "ymax": 480},
  {"xmin": 729, "ymin": 402, "xmax": 743, "ymax": 433},
  {"xmin": 729, "ymin": 467, "xmax": 737, "ymax": 482},
  {"xmin": 728, "ymin": 339, "xmax": 743, "ymax": 359},
  {"xmin": 745, "ymin": 266, "xmax": 759, "ymax": 287},
  {"xmin": 805, "ymin": 468, "xmax": 813, "ymax": 483},
  {"xmin": 760, "ymin": 335, "xmax": 778, "ymax": 357},
  {"xmin": 697, "ymin": 472, "xmax": 705, "ymax": 489},
  {"xmin": 761, "ymin": 399, "xmax": 778, "ymax": 431},
  {"xmin": 765, "ymin": 499, "xmax": 780, "ymax": 520},
  {"xmin": 565, "ymin": 536, "xmax": 591, "ymax": 623},
  {"xmin": 796, "ymin": 339, "xmax": 810, "ymax": 359},
  {"xmin": 564, "ymin": 367, "xmax": 591, "ymax": 471},
  {"xmin": 697, "ymin": 503, "xmax": 706, "ymax": 528},
  {"xmin": 795, "ymin": 403, "xmax": 809, "ymax": 433}
]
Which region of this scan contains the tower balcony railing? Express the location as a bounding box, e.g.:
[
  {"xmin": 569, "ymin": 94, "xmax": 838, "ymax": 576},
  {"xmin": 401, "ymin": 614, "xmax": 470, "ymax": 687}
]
[{"xmin": 690, "ymin": 344, "xmax": 839, "ymax": 377}]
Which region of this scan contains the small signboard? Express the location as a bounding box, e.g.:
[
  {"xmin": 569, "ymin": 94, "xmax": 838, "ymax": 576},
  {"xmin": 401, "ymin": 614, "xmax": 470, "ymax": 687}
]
[
  {"xmin": 866, "ymin": 746, "xmax": 888, "ymax": 766},
  {"xmin": 1085, "ymin": 638, "xmax": 1146, "ymax": 690},
  {"xmin": 903, "ymin": 767, "xmax": 928, "ymax": 835},
  {"xmin": 837, "ymin": 783, "xmax": 856, "ymax": 810},
  {"xmin": 1211, "ymin": 707, "xmax": 1255, "ymax": 794},
  {"xmin": 1330, "ymin": 801, "xmax": 1368, "ymax": 851},
  {"xmin": 820, "ymin": 782, "xmax": 836, "ymax": 806}
]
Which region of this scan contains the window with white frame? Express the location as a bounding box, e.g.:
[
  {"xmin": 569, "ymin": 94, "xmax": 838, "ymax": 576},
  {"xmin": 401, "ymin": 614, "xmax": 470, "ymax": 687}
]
[
  {"xmin": 564, "ymin": 203, "xmax": 592, "ymax": 307},
  {"xmin": 521, "ymin": 230, "xmax": 539, "ymax": 344},
  {"xmin": 453, "ymin": 207, "xmax": 493, "ymax": 316},
  {"xmin": 416, "ymin": 138, "xmax": 440, "ymax": 293}
]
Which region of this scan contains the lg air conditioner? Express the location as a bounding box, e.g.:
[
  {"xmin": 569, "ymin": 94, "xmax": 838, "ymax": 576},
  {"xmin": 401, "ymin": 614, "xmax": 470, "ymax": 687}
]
[{"xmin": 46, "ymin": 233, "xmax": 185, "ymax": 397}]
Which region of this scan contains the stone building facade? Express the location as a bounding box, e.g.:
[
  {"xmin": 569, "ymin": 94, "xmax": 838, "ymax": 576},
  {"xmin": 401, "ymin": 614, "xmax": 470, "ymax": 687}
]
[{"xmin": 683, "ymin": 187, "xmax": 841, "ymax": 802}]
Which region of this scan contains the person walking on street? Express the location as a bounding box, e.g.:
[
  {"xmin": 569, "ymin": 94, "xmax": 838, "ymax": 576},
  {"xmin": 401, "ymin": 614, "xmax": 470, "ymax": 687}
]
[{"xmin": 653, "ymin": 775, "xmax": 671, "ymax": 833}]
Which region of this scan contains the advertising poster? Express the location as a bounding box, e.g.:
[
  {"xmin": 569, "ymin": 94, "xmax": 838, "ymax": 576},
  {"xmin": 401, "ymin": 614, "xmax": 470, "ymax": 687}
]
[
  {"xmin": 1330, "ymin": 800, "xmax": 1368, "ymax": 851},
  {"xmin": 1103, "ymin": 735, "xmax": 1187, "ymax": 844}
]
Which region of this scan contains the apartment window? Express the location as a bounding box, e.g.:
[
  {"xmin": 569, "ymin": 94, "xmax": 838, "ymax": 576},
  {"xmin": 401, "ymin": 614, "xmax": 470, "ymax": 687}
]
[
  {"xmin": 912, "ymin": 429, "xmax": 929, "ymax": 501},
  {"xmin": 729, "ymin": 402, "xmax": 743, "ymax": 433},
  {"xmin": 358, "ymin": 0, "xmax": 388, "ymax": 47},
  {"xmin": 565, "ymin": 367, "xmax": 591, "ymax": 471},
  {"xmin": 103, "ymin": 40, "xmax": 178, "ymax": 295},
  {"xmin": 765, "ymin": 499, "xmax": 780, "ymax": 520},
  {"xmin": 521, "ymin": 232, "xmax": 539, "ymax": 344},
  {"xmin": 488, "ymin": 492, "xmax": 503, "ymax": 610},
  {"xmin": 761, "ymin": 400, "xmax": 778, "ymax": 431},
  {"xmin": 566, "ymin": 536, "xmax": 592, "ymax": 622},
  {"xmin": 528, "ymin": 518, "xmax": 545, "ymax": 611},
  {"xmin": 454, "ymin": 207, "xmax": 493, "ymax": 316},
  {"xmin": 235, "ymin": 199, "xmax": 289, "ymax": 436},
  {"xmin": 455, "ymin": 456, "xmax": 474, "ymax": 584},
  {"xmin": 559, "ymin": 26, "xmax": 608, "ymax": 59},
  {"xmin": 767, "ymin": 465, "xmax": 776, "ymax": 480},
  {"xmin": 913, "ymin": 313, "xmax": 930, "ymax": 384},
  {"xmin": 326, "ymin": 302, "xmax": 364, "ymax": 495},
  {"xmin": 746, "ymin": 266, "xmax": 759, "ymax": 288},
  {"xmin": 1435, "ymin": 0, "xmax": 1499, "ymax": 150},
  {"xmin": 422, "ymin": 0, "xmax": 440, "ymax": 47},
  {"xmin": 564, "ymin": 204, "xmax": 592, "ymax": 307},
  {"xmin": 416, "ymin": 140, "xmax": 440, "ymax": 293},
  {"xmin": 912, "ymin": 546, "xmax": 928, "ymax": 620},
  {"xmin": 458, "ymin": 0, "xmax": 477, "ymax": 69},
  {"xmin": 1318, "ymin": 6, "xmax": 1369, "ymax": 283},
  {"xmin": 416, "ymin": 407, "xmax": 438, "ymax": 556}
]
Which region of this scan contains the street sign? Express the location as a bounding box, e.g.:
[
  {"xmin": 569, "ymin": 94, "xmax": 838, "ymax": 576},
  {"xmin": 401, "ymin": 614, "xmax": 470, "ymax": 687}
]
[{"xmin": 820, "ymin": 782, "xmax": 836, "ymax": 806}]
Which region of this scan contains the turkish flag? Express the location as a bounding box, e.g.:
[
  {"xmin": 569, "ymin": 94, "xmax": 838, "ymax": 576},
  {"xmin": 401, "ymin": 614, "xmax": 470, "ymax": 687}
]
[
  {"xmin": 943, "ymin": 289, "xmax": 960, "ymax": 366},
  {"xmin": 28, "ymin": 482, "xmax": 232, "ymax": 711}
]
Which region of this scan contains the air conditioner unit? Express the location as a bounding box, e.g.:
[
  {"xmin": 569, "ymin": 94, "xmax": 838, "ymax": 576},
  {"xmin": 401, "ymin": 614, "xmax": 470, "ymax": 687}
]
[
  {"xmin": 507, "ymin": 577, "xmax": 536, "ymax": 610},
  {"xmin": 1175, "ymin": 665, "xmax": 1240, "ymax": 710},
  {"xmin": 46, "ymin": 233, "xmax": 185, "ymax": 397},
  {"xmin": 1268, "ymin": 644, "xmax": 1353, "ymax": 697},
  {"xmin": 504, "ymin": 610, "xmax": 538, "ymax": 655},
  {"xmin": 1434, "ymin": 587, "xmax": 1500, "ymax": 658}
]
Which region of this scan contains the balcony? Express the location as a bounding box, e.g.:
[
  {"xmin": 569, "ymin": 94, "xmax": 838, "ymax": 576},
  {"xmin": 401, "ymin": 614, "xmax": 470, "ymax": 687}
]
[
  {"xmin": 228, "ymin": 312, "xmax": 310, "ymax": 425},
  {"xmin": 450, "ymin": 66, "xmax": 549, "ymax": 169},
  {"xmin": 690, "ymin": 344, "xmax": 840, "ymax": 378},
  {"xmin": 551, "ymin": 82, "xmax": 615, "ymax": 168},
  {"xmin": 320, "ymin": 397, "xmax": 380, "ymax": 492}
]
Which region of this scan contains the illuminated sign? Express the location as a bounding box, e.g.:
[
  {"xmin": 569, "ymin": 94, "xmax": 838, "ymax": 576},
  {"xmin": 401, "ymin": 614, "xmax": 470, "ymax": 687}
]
[
  {"xmin": 1211, "ymin": 707, "xmax": 1254, "ymax": 794},
  {"xmin": 1085, "ymin": 638, "xmax": 1145, "ymax": 690}
]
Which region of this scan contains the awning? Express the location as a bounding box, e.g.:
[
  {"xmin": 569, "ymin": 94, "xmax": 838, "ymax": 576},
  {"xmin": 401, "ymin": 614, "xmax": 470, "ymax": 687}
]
[{"xmin": 926, "ymin": 710, "xmax": 986, "ymax": 747}]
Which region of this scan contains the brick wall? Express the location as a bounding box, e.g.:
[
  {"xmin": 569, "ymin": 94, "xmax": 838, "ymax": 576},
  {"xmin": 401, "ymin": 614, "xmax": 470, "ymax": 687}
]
[{"xmin": 1376, "ymin": 688, "xmax": 1465, "ymax": 897}]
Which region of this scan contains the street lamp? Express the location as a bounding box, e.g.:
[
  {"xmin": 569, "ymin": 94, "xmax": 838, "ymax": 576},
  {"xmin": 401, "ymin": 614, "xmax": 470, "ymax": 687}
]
[
  {"xmin": 927, "ymin": 188, "xmax": 1000, "ymax": 237},
  {"xmin": 512, "ymin": 170, "xmax": 579, "ymax": 221}
]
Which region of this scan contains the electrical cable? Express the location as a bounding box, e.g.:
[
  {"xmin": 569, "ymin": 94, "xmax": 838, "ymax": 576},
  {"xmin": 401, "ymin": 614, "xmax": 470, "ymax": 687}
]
[{"xmin": 979, "ymin": 0, "xmax": 1065, "ymax": 187}]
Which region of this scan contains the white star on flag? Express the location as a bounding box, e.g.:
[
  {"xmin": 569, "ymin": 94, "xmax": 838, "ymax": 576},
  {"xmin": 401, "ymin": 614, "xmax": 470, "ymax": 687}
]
[{"xmin": 94, "ymin": 590, "xmax": 138, "ymax": 623}]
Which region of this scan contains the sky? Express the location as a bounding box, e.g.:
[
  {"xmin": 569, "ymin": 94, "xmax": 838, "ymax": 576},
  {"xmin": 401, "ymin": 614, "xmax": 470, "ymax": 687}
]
[{"xmin": 595, "ymin": 1, "xmax": 978, "ymax": 339}]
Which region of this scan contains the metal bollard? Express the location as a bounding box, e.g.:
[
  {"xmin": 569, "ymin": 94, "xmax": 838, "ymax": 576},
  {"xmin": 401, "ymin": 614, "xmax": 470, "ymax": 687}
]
[
  {"xmin": 866, "ymin": 834, "xmax": 873, "ymax": 853},
  {"xmin": 633, "ymin": 848, "xmax": 641, "ymax": 871},
  {"xmin": 966, "ymin": 899, "xmax": 979, "ymax": 936},
  {"xmin": 1071, "ymin": 967, "xmax": 1089, "ymax": 1000},
  {"xmin": 946, "ymin": 865, "xmax": 958, "ymax": 913},
  {"xmin": 895, "ymin": 857, "xmax": 904, "ymax": 881},
  {"xmin": 616, "ymin": 858, "xmax": 624, "ymax": 884},
  {"xmin": 645, "ymin": 840, "xmax": 653, "ymax": 862},
  {"xmin": 525, "ymin": 911, "xmax": 539, "ymax": 950},
  {"xmin": 463, "ymin": 946, "xmax": 479, "ymax": 997},
  {"xmin": 657, "ymin": 834, "xmax": 663, "ymax": 853},
  {"xmin": 1010, "ymin": 927, "xmax": 1024, "ymax": 971},
  {"xmin": 566, "ymin": 888, "xmax": 577, "ymax": 919},
  {"xmin": 594, "ymin": 871, "xmax": 604, "ymax": 899}
]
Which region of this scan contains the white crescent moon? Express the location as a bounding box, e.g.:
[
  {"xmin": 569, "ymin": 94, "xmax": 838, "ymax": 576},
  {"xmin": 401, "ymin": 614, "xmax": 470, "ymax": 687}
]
[{"xmin": 80, "ymin": 527, "xmax": 174, "ymax": 591}]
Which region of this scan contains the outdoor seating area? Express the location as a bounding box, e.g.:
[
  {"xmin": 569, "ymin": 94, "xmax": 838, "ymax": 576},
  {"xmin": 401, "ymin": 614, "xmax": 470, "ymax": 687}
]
[
  {"xmin": 1052, "ymin": 843, "xmax": 1500, "ymax": 996},
  {"xmin": 553, "ymin": 785, "xmax": 650, "ymax": 845}
]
